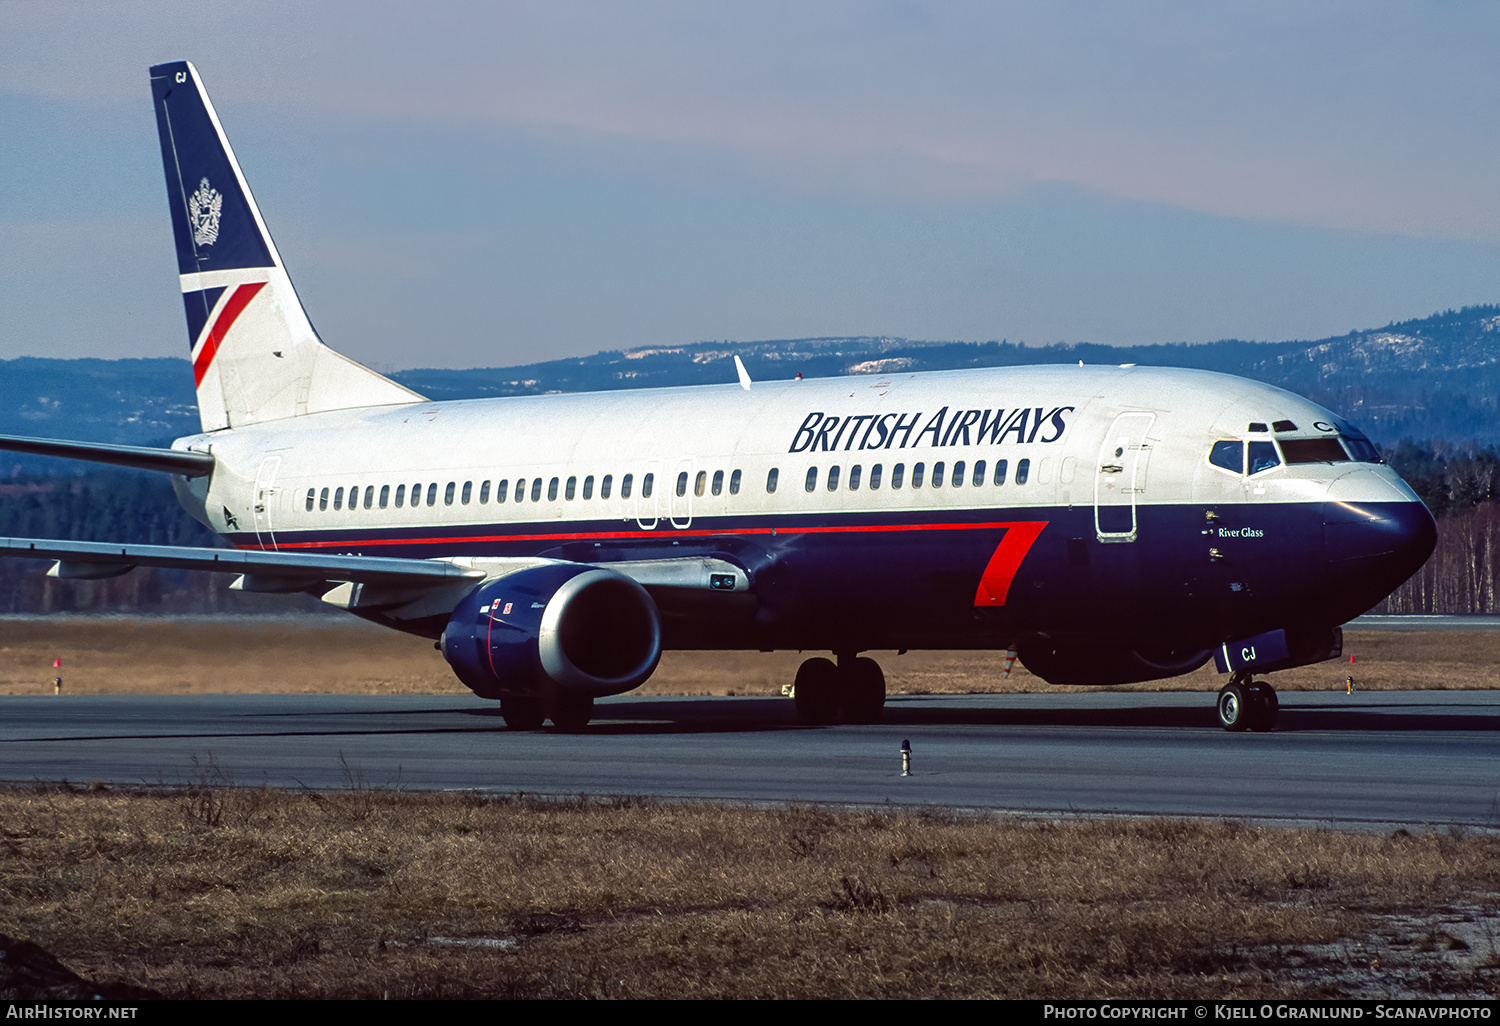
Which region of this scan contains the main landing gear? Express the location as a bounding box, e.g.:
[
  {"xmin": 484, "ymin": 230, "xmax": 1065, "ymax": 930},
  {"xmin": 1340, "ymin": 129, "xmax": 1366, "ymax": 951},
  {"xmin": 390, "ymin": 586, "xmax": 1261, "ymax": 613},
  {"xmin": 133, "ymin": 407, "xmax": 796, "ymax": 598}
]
[
  {"xmin": 500, "ymin": 693, "xmax": 594, "ymax": 732},
  {"xmin": 793, "ymin": 653, "xmax": 886, "ymax": 725},
  {"xmin": 1216, "ymin": 673, "xmax": 1278, "ymax": 732}
]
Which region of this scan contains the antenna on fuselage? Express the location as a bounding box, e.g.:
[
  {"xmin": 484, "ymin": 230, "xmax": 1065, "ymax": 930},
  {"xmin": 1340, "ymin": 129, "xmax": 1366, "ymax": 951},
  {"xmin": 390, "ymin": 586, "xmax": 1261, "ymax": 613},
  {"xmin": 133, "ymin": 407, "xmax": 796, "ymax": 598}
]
[{"xmin": 734, "ymin": 355, "xmax": 752, "ymax": 391}]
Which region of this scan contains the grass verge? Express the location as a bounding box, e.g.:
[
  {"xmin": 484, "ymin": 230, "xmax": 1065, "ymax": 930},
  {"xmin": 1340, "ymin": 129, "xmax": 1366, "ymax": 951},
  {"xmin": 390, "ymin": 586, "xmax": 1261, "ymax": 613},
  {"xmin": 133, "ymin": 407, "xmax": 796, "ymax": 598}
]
[
  {"xmin": 3, "ymin": 783, "xmax": 1498, "ymax": 998},
  {"xmin": 1, "ymin": 619, "xmax": 1496, "ymax": 696}
]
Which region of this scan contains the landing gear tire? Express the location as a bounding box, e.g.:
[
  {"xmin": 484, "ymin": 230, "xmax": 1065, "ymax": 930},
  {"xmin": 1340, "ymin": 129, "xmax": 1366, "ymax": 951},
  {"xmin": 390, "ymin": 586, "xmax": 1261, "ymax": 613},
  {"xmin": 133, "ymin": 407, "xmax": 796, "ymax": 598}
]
[
  {"xmin": 842, "ymin": 657, "xmax": 886, "ymax": 724},
  {"xmin": 1217, "ymin": 683, "xmax": 1250, "ymax": 732},
  {"xmin": 501, "ymin": 697, "xmax": 545, "ymax": 731},
  {"xmin": 793, "ymin": 658, "xmax": 841, "ymax": 725},
  {"xmin": 549, "ymin": 694, "xmax": 594, "ymax": 732},
  {"xmin": 1247, "ymin": 681, "xmax": 1279, "ymax": 733}
]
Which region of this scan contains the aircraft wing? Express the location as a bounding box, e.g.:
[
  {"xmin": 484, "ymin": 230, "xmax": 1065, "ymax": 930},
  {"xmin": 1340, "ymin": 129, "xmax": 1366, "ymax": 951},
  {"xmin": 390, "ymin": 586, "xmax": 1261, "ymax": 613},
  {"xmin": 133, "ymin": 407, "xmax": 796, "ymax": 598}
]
[
  {"xmin": 0, "ymin": 537, "xmax": 485, "ymax": 587},
  {"xmin": 0, "ymin": 537, "xmax": 751, "ymax": 593}
]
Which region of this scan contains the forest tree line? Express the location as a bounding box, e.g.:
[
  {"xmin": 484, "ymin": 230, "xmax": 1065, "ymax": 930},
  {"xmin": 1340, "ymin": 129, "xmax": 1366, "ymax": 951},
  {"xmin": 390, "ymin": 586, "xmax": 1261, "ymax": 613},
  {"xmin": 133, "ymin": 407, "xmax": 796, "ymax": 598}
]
[{"xmin": 0, "ymin": 442, "xmax": 1497, "ymax": 615}]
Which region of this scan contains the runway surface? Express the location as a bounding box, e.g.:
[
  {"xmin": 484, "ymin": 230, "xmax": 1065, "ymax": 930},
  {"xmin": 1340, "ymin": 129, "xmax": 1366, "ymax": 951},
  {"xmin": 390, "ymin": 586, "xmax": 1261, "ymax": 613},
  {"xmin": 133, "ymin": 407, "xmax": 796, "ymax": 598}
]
[
  {"xmin": 3, "ymin": 690, "xmax": 1498, "ymax": 828},
  {"xmin": 1346, "ymin": 614, "xmax": 1500, "ymax": 630}
]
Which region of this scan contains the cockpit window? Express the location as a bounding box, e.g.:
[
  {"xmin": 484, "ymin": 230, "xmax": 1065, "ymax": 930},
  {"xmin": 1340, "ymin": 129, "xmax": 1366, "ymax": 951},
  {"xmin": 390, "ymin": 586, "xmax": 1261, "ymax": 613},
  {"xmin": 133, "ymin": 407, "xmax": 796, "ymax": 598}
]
[
  {"xmin": 1248, "ymin": 441, "xmax": 1280, "ymax": 475},
  {"xmin": 1209, "ymin": 440, "xmax": 1243, "ymax": 474},
  {"xmin": 1341, "ymin": 435, "xmax": 1383, "ymax": 463},
  {"xmin": 1280, "ymin": 438, "xmax": 1349, "ymax": 464}
]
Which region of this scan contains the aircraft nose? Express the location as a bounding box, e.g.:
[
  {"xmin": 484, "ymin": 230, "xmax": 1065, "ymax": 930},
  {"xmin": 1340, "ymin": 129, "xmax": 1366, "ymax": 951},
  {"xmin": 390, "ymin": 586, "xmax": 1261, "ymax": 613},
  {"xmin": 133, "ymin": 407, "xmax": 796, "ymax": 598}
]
[{"xmin": 1323, "ymin": 470, "xmax": 1436, "ymax": 600}]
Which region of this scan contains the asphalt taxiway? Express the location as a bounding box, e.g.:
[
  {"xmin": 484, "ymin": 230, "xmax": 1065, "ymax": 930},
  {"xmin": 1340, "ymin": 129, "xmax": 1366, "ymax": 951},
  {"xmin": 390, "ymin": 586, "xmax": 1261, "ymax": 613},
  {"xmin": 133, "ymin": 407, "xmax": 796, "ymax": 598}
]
[{"xmin": 3, "ymin": 690, "xmax": 1497, "ymax": 828}]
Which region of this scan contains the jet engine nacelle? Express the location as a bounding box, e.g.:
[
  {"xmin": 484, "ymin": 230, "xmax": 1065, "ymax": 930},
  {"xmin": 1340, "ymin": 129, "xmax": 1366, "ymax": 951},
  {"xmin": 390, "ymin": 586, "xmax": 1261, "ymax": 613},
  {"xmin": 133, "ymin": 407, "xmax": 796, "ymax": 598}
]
[{"xmin": 441, "ymin": 564, "xmax": 662, "ymax": 700}]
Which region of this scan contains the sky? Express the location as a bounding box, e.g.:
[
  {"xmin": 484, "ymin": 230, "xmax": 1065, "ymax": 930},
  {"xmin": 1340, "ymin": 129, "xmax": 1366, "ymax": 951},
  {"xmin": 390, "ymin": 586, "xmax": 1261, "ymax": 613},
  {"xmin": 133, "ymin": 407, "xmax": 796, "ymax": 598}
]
[{"xmin": 3, "ymin": 1, "xmax": 1500, "ymax": 371}]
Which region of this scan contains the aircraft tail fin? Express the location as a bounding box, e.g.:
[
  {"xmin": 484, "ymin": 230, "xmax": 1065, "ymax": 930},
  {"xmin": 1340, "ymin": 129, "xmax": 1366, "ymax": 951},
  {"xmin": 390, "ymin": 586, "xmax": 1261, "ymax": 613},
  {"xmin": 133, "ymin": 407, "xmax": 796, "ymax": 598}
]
[{"xmin": 149, "ymin": 61, "xmax": 423, "ymax": 432}]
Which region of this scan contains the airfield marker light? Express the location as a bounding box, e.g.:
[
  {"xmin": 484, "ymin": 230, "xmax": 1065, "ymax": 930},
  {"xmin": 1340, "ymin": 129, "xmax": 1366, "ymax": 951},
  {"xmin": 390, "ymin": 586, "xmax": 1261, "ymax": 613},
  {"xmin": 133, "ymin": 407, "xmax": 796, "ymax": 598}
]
[
  {"xmin": 901, "ymin": 739, "xmax": 912, "ymax": 777},
  {"xmin": 53, "ymin": 677, "xmax": 62, "ymax": 695},
  {"xmin": 1347, "ymin": 675, "xmax": 1355, "ymax": 695},
  {"xmin": 1001, "ymin": 648, "xmax": 1017, "ymax": 678}
]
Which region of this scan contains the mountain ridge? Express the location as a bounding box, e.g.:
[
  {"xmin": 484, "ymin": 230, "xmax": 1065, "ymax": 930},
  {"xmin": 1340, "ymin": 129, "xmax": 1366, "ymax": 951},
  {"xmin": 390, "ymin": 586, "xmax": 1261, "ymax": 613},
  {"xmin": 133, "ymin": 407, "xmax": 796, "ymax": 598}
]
[{"xmin": 2, "ymin": 305, "xmax": 1495, "ymax": 468}]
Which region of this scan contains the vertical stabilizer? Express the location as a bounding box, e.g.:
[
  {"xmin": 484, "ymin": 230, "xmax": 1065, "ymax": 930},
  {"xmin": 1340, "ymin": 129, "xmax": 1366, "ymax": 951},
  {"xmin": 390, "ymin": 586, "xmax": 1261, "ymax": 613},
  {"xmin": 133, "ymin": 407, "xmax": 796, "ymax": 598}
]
[{"xmin": 150, "ymin": 61, "xmax": 423, "ymax": 432}]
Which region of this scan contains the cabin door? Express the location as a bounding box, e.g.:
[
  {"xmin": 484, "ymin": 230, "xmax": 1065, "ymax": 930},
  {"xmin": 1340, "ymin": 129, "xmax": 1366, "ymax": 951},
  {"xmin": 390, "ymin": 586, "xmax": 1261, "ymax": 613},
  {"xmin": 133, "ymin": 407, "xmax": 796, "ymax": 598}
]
[
  {"xmin": 252, "ymin": 456, "xmax": 281, "ymax": 550},
  {"xmin": 1093, "ymin": 412, "xmax": 1155, "ymax": 543}
]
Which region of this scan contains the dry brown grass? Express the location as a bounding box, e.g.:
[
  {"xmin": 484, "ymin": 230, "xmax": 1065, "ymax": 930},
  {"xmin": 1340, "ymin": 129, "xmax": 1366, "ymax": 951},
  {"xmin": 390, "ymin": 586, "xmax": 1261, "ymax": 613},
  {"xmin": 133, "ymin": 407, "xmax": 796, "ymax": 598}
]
[
  {"xmin": 3, "ymin": 784, "xmax": 1499, "ymax": 999},
  {"xmin": 0, "ymin": 617, "xmax": 1495, "ymax": 697}
]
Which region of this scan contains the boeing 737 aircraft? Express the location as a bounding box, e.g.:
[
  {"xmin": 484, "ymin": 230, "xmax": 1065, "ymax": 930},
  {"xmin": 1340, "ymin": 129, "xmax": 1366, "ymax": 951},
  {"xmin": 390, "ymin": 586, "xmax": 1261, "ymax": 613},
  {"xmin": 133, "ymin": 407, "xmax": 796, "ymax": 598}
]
[{"xmin": 0, "ymin": 62, "xmax": 1436, "ymax": 732}]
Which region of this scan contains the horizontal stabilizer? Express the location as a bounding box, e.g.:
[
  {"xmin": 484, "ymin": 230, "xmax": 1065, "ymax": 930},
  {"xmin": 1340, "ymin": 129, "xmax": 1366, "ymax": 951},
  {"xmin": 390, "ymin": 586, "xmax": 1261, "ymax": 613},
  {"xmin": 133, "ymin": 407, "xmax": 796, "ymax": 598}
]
[{"xmin": 0, "ymin": 434, "xmax": 216, "ymax": 477}]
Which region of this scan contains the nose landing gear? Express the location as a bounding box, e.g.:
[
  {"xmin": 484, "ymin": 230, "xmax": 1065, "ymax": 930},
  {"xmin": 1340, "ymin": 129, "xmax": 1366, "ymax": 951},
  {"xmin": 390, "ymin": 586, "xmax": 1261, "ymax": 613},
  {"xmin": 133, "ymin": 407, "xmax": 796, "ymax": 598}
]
[{"xmin": 1217, "ymin": 673, "xmax": 1278, "ymax": 732}]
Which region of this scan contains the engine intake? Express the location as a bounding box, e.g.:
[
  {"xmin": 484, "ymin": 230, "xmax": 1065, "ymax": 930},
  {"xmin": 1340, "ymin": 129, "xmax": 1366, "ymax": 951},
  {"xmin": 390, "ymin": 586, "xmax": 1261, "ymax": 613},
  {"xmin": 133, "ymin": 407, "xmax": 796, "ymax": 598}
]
[{"xmin": 442, "ymin": 564, "xmax": 661, "ymax": 699}]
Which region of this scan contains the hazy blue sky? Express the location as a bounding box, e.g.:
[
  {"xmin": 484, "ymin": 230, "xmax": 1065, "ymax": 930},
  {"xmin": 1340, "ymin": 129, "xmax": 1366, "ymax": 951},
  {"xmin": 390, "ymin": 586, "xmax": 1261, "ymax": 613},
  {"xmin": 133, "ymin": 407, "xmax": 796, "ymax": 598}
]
[{"xmin": 3, "ymin": 1, "xmax": 1500, "ymax": 370}]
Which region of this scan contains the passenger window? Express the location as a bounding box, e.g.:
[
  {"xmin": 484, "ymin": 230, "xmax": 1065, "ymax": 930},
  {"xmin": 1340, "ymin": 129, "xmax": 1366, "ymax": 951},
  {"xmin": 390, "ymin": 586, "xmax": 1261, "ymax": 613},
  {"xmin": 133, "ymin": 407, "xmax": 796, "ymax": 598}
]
[
  {"xmin": 827, "ymin": 466, "xmax": 840, "ymax": 491},
  {"xmin": 1016, "ymin": 459, "xmax": 1030, "ymax": 485},
  {"xmin": 531, "ymin": 479, "xmax": 543, "ymax": 502},
  {"xmin": 496, "ymin": 480, "xmax": 509, "ymax": 503},
  {"xmin": 411, "ymin": 483, "xmax": 422, "ymax": 505},
  {"xmin": 479, "ymin": 481, "xmax": 490, "ymax": 503},
  {"xmin": 642, "ymin": 473, "xmax": 653, "ymax": 498},
  {"xmin": 1248, "ymin": 442, "xmax": 1280, "ymax": 475},
  {"xmin": 334, "ymin": 487, "xmax": 344, "ymax": 511},
  {"xmin": 711, "ymin": 470, "xmax": 722, "ymax": 496},
  {"xmin": 932, "ymin": 462, "xmax": 945, "ymax": 488},
  {"xmin": 622, "ymin": 474, "xmax": 633, "ymax": 499},
  {"xmin": 994, "ymin": 459, "xmax": 1008, "ymax": 486},
  {"xmin": 461, "ymin": 481, "xmax": 472, "ymax": 504},
  {"xmin": 677, "ymin": 472, "xmax": 688, "ymax": 497},
  {"xmin": 565, "ymin": 476, "xmax": 576, "ymax": 500},
  {"xmin": 911, "ymin": 463, "xmax": 925, "ymax": 488},
  {"xmin": 805, "ymin": 467, "xmax": 818, "ymax": 492},
  {"xmin": 427, "ymin": 483, "xmax": 438, "ymax": 506},
  {"xmin": 444, "ymin": 482, "xmax": 455, "ymax": 506},
  {"xmin": 729, "ymin": 470, "xmax": 741, "ymax": 494},
  {"xmin": 305, "ymin": 488, "xmax": 315, "ymax": 512},
  {"xmin": 394, "ymin": 484, "xmax": 405, "ymax": 508},
  {"xmin": 364, "ymin": 486, "xmax": 374, "ymax": 509},
  {"xmin": 695, "ymin": 470, "xmax": 707, "ymax": 497},
  {"xmin": 583, "ymin": 475, "xmax": 594, "ymax": 500},
  {"xmin": 320, "ymin": 487, "xmax": 329, "ymax": 511},
  {"xmin": 516, "ymin": 479, "xmax": 528, "ymax": 503},
  {"xmin": 601, "ymin": 474, "xmax": 612, "ymax": 499},
  {"xmin": 379, "ymin": 485, "xmax": 389, "ymax": 509},
  {"xmin": 869, "ymin": 464, "xmax": 883, "ymax": 490},
  {"xmin": 891, "ymin": 463, "xmax": 905, "ymax": 489},
  {"xmin": 848, "ymin": 465, "xmax": 862, "ymax": 491},
  {"xmin": 766, "ymin": 468, "xmax": 778, "ymax": 493},
  {"xmin": 973, "ymin": 460, "xmax": 986, "ymax": 486},
  {"xmin": 546, "ymin": 478, "xmax": 558, "ymax": 501},
  {"xmin": 951, "ymin": 461, "xmax": 965, "ymax": 488},
  {"xmin": 1209, "ymin": 440, "xmax": 1244, "ymax": 474}
]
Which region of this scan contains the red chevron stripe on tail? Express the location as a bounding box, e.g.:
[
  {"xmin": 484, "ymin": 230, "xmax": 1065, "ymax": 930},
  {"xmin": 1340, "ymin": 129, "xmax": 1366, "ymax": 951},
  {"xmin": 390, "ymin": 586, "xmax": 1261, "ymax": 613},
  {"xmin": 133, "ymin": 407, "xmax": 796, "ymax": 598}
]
[{"xmin": 192, "ymin": 281, "xmax": 266, "ymax": 386}]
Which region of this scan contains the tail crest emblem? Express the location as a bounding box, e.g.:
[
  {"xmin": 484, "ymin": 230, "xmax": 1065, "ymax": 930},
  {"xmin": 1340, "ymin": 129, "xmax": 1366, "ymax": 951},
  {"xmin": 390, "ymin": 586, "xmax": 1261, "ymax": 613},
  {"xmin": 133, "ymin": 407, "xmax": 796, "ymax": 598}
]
[{"xmin": 188, "ymin": 178, "xmax": 222, "ymax": 246}]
